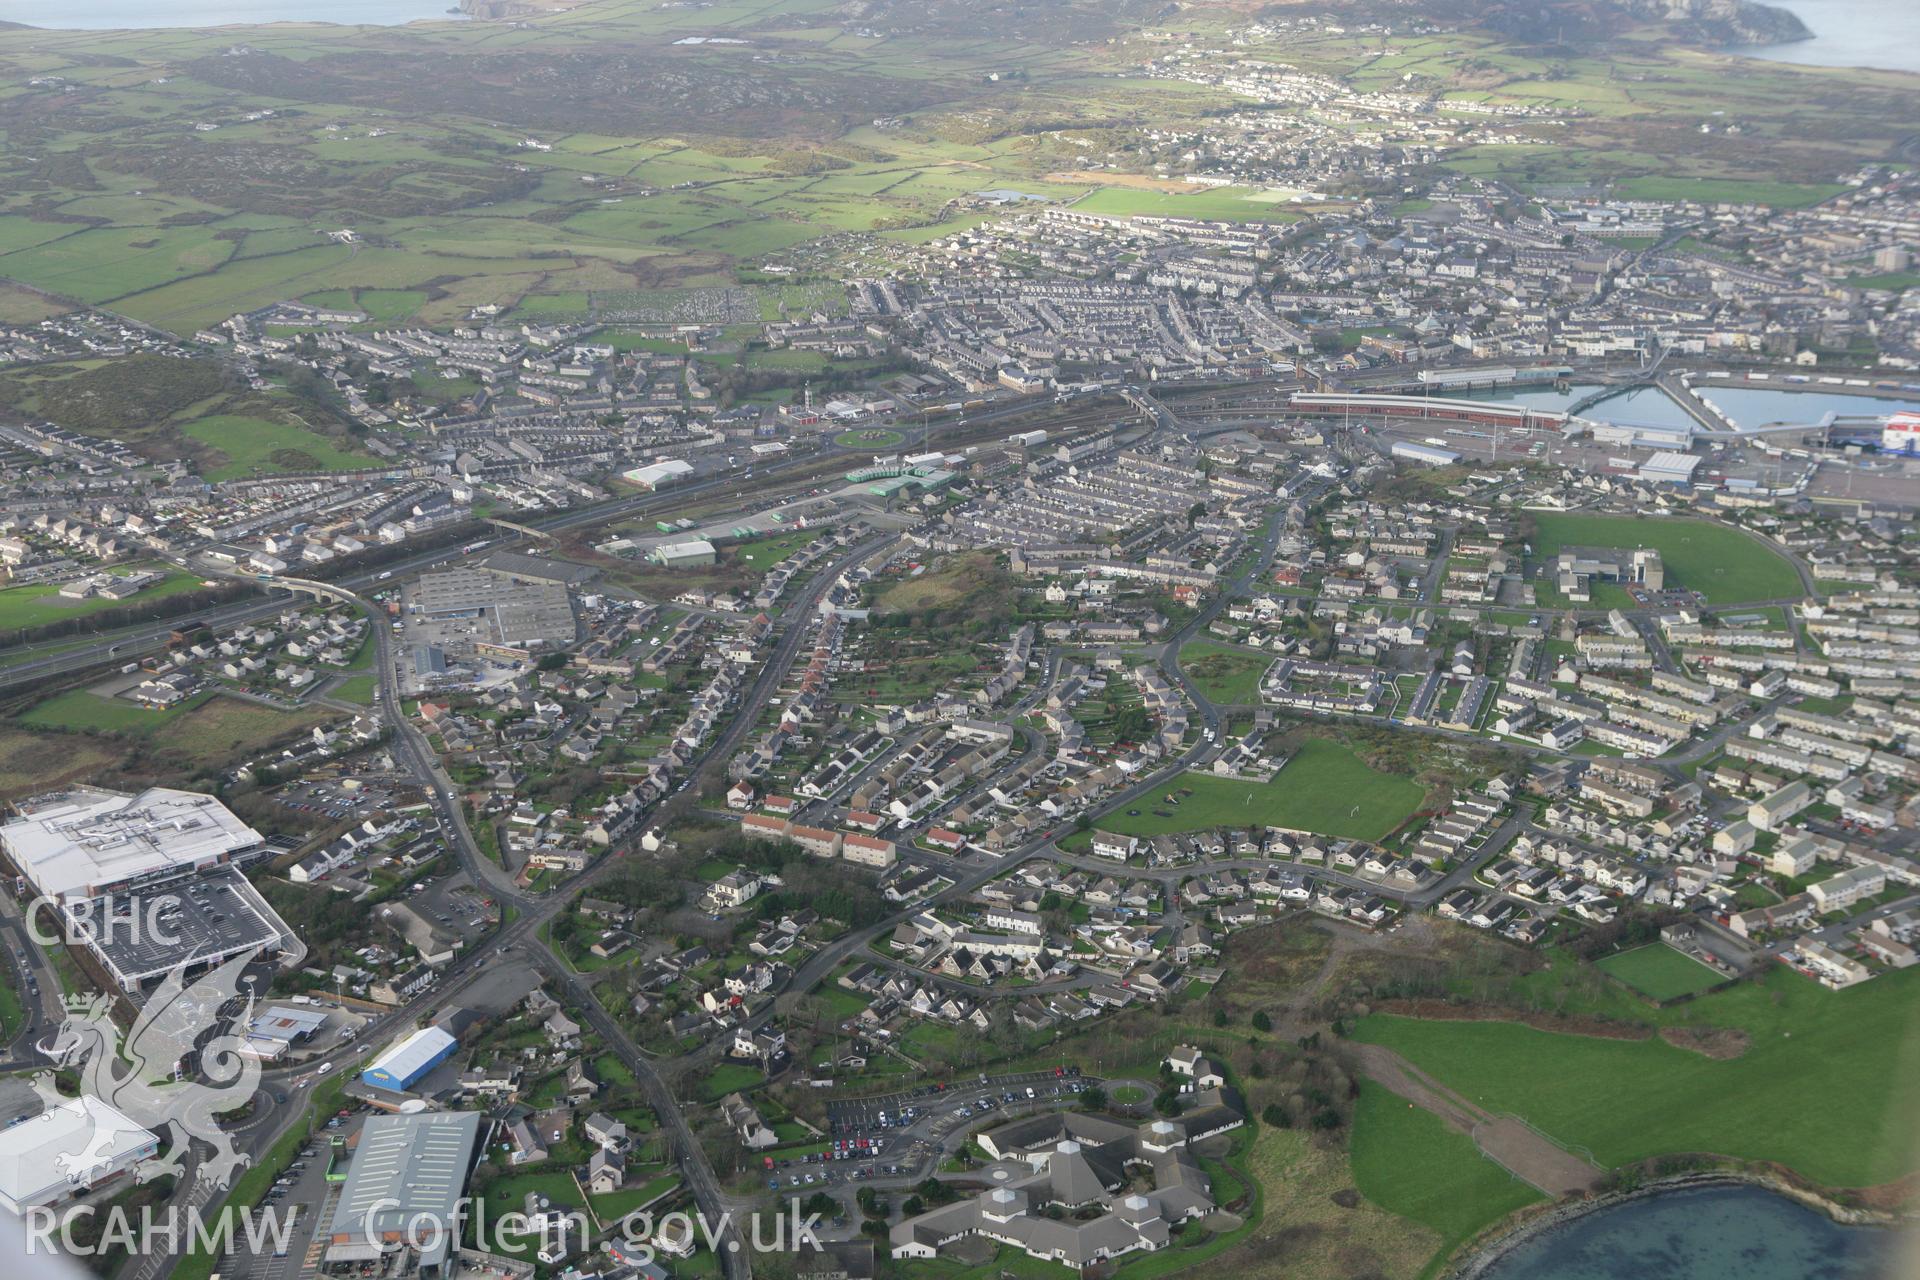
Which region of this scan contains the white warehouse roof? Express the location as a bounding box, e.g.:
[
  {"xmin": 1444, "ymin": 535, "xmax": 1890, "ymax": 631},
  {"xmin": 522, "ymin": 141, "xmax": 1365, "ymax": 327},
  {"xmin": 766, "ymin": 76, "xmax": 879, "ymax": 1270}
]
[
  {"xmin": 0, "ymin": 787, "xmax": 264, "ymax": 902},
  {"xmin": 1390, "ymin": 441, "xmax": 1460, "ymax": 466},
  {"xmin": 652, "ymin": 539, "xmax": 717, "ymax": 562},
  {"xmin": 1639, "ymin": 451, "xmax": 1702, "ymax": 481},
  {"xmin": 0, "ymin": 1095, "xmax": 158, "ymax": 1215},
  {"xmin": 623, "ymin": 459, "xmax": 696, "ymax": 487}
]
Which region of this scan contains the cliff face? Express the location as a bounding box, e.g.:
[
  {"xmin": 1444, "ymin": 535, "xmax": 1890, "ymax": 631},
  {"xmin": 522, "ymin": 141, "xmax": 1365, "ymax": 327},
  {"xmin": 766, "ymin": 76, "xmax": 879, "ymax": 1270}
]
[
  {"xmin": 1613, "ymin": 0, "xmax": 1812, "ymax": 45},
  {"xmin": 458, "ymin": 0, "xmax": 569, "ymax": 19}
]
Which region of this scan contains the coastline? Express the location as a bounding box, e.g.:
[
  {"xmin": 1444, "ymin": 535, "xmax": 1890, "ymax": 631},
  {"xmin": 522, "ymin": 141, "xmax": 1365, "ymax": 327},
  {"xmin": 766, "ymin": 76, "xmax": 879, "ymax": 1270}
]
[{"xmin": 1445, "ymin": 1169, "xmax": 1907, "ymax": 1279}]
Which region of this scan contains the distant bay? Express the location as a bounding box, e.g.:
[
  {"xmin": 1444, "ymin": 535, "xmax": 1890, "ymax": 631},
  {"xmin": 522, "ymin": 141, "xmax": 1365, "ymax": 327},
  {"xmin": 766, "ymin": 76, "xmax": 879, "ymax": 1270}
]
[
  {"xmin": 1736, "ymin": 0, "xmax": 1920, "ymax": 73},
  {"xmin": 2, "ymin": 1, "xmax": 464, "ymax": 28}
]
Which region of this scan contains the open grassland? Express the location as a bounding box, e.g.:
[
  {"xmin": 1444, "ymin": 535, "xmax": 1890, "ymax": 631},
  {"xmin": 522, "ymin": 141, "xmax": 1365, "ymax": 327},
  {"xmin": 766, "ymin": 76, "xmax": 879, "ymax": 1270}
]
[
  {"xmin": 1180, "ymin": 639, "xmax": 1270, "ymax": 705},
  {"xmin": 871, "ymin": 551, "xmax": 1012, "ymax": 617},
  {"xmin": 0, "ymin": 567, "xmax": 202, "ymax": 630},
  {"xmin": 1101, "ymin": 739, "xmax": 1423, "ymax": 841},
  {"xmin": 1207, "ymin": 1123, "xmax": 1439, "ymax": 1280},
  {"xmin": 0, "ymin": 354, "xmax": 372, "ymax": 470},
  {"xmin": 0, "ymin": 728, "xmax": 126, "ymax": 801},
  {"xmin": 1595, "ymin": 944, "xmax": 1725, "ymax": 1002},
  {"xmin": 729, "ymin": 529, "xmax": 814, "ymax": 569},
  {"xmin": 182, "ymin": 414, "xmax": 375, "ymax": 479},
  {"xmin": 1526, "ymin": 513, "xmax": 1803, "ymax": 605},
  {"xmin": 1350, "ymin": 1082, "xmax": 1543, "ymax": 1276},
  {"xmin": 21, "ymin": 688, "xmax": 340, "ymax": 770},
  {"xmin": 1352, "ymin": 966, "xmax": 1920, "ymax": 1188}
]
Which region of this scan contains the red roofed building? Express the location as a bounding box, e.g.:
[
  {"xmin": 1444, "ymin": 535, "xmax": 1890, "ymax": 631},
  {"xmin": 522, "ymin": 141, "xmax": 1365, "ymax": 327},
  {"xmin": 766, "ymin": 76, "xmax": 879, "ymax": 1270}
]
[
  {"xmin": 841, "ymin": 833, "xmax": 898, "ymax": 869},
  {"xmin": 740, "ymin": 814, "xmax": 789, "ymax": 842},
  {"xmin": 786, "ymin": 824, "xmax": 842, "ymax": 858}
]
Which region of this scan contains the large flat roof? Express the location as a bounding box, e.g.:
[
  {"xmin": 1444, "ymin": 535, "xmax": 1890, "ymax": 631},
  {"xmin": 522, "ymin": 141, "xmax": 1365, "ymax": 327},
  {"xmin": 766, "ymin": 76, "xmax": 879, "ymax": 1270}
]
[
  {"xmin": 0, "ymin": 1095, "xmax": 158, "ymax": 1214},
  {"xmin": 329, "ymin": 1112, "xmax": 483, "ymax": 1262},
  {"xmin": 64, "ymin": 867, "xmax": 293, "ymax": 988},
  {"xmin": 416, "ymin": 567, "xmax": 577, "ymax": 646},
  {"xmin": 1, "ymin": 787, "xmax": 264, "ymax": 901}
]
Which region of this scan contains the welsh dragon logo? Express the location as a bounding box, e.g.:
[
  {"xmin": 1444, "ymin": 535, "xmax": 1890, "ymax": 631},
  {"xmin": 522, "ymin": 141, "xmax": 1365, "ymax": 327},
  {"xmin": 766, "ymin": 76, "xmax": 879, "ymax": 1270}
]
[{"xmin": 32, "ymin": 952, "xmax": 263, "ymax": 1192}]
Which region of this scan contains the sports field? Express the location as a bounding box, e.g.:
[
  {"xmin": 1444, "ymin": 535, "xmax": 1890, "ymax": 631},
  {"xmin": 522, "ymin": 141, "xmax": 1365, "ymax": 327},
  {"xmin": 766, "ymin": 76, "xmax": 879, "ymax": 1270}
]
[
  {"xmin": 1527, "ymin": 513, "xmax": 1803, "ymax": 606},
  {"xmin": 1352, "ymin": 966, "xmax": 1920, "ymax": 1188},
  {"xmin": 1100, "ymin": 739, "xmax": 1423, "ymax": 841},
  {"xmin": 1595, "ymin": 944, "xmax": 1724, "ymax": 1002}
]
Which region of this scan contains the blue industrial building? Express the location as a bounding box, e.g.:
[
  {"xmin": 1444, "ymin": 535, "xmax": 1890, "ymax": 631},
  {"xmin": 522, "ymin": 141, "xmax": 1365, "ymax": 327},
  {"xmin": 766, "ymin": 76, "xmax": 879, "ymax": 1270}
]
[{"xmin": 360, "ymin": 1025, "xmax": 458, "ymax": 1093}]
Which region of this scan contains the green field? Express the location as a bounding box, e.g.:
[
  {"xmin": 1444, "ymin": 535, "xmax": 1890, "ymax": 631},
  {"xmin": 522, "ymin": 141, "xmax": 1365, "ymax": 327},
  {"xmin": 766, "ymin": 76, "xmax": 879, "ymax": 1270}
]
[
  {"xmin": 21, "ymin": 688, "xmax": 202, "ymax": 734},
  {"xmin": 1353, "ymin": 966, "xmax": 1920, "ymax": 1188},
  {"xmin": 1595, "ymin": 944, "xmax": 1725, "ymax": 1002},
  {"xmin": 1847, "ymin": 271, "xmax": 1920, "ymax": 293},
  {"xmin": 699, "ymin": 1062, "xmax": 764, "ymax": 1102},
  {"xmin": 1350, "ymin": 1081, "xmax": 1543, "ymax": 1272},
  {"xmin": 0, "ymin": 567, "xmax": 203, "ymax": 631},
  {"xmin": 731, "ymin": 530, "xmax": 814, "ymax": 569},
  {"xmin": 1099, "ymin": 739, "xmax": 1423, "ymax": 841},
  {"xmin": 1179, "ymin": 640, "xmax": 1269, "ymax": 705},
  {"xmin": 332, "ymin": 674, "xmax": 379, "ymax": 705},
  {"xmin": 182, "ymin": 415, "xmax": 374, "ymax": 480},
  {"xmin": 21, "ymin": 687, "xmax": 338, "ymax": 768},
  {"xmin": 835, "ymin": 428, "xmax": 906, "ymax": 449},
  {"xmin": 1526, "ymin": 513, "xmax": 1803, "ymax": 605}
]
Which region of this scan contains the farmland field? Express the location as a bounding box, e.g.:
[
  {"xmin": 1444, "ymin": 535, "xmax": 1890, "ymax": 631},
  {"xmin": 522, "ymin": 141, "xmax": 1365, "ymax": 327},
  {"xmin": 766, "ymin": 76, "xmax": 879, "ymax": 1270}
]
[
  {"xmin": 1352, "ymin": 966, "xmax": 1920, "ymax": 1188},
  {"xmin": 0, "ymin": 0, "xmax": 1905, "ymax": 339},
  {"xmin": 1525, "ymin": 513, "xmax": 1803, "ymax": 605},
  {"xmin": 1100, "ymin": 739, "xmax": 1423, "ymax": 841},
  {"xmin": 1595, "ymin": 944, "xmax": 1726, "ymax": 1002}
]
